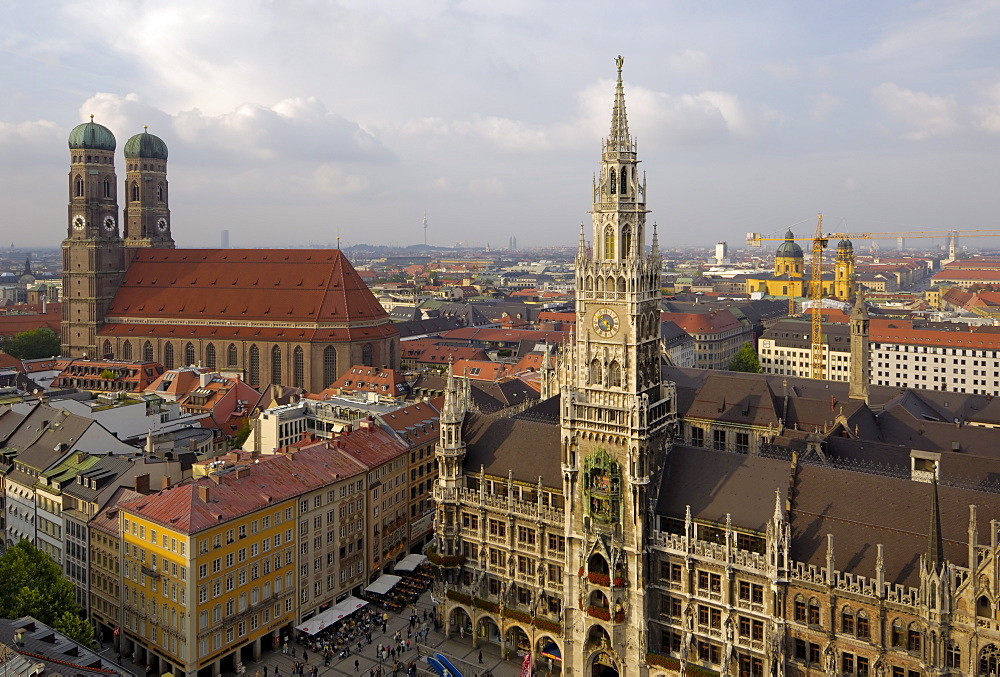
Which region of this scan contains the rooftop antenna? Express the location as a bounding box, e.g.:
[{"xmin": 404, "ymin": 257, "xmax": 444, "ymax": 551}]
[
  {"xmin": 336, "ymin": 229, "xmax": 341, "ymax": 250},
  {"xmin": 422, "ymin": 213, "xmax": 428, "ymax": 246}
]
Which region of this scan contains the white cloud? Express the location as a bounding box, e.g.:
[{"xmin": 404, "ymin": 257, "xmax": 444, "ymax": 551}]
[
  {"xmin": 871, "ymin": 83, "xmax": 962, "ymax": 140},
  {"xmin": 468, "ymin": 178, "xmax": 505, "ymax": 196},
  {"xmin": 810, "ymin": 93, "xmax": 841, "ymax": 123},
  {"xmin": 665, "ymin": 49, "xmax": 711, "ymax": 75}
]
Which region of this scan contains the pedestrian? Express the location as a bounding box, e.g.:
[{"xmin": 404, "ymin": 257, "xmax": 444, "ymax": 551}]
[
  {"xmin": 255, "ymin": 670, "xmax": 261, "ymax": 677},
  {"xmin": 460, "ymin": 626, "xmax": 465, "ymax": 639},
  {"xmin": 355, "ymin": 659, "xmax": 360, "ymax": 672},
  {"xmin": 264, "ymin": 667, "xmax": 269, "ymax": 677},
  {"xmin": 478, "ymin": 651, "xmax": 483, "ymax": 664}
]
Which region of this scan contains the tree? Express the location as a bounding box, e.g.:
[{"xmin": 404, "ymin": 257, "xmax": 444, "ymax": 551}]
[
  {"xmin": 727, "ymin": 342, "xmax": 761, "ymax": 373},
  {"xmin": 1, "ymin": 328, "xmax": 60, "ymax": 359},
  {"xmin": 0, "ymin": 540, "xmax": 94, "ymax": 647}
]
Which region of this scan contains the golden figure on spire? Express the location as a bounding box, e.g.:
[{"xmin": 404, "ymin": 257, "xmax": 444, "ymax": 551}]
[{"xmin": 616, "ymin": 55, "xmax": 624, "ymax": 71}]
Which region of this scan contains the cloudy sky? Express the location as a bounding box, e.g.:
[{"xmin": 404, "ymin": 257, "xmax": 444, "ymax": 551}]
[{"xmin": 3, "ymin": 1, "xmax": 1000, "ymax": 250}]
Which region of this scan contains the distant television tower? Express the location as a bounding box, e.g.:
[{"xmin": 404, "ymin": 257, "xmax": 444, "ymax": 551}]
[{"xmin": 422, "ymin": 213, "xmax": 428, "ymax": 246}]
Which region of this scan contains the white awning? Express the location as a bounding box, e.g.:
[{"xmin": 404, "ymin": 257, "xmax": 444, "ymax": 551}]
[
  {"xmin": 294, "ymin": 596, "xmax": 369, "ymax": 635},
  {"xmin": 395, "ymin": 554, "xmax": 428, "ymax": 572},
  {"xmin": 364, "ymin": 574, "xmax": 402, "ymax": 596}
]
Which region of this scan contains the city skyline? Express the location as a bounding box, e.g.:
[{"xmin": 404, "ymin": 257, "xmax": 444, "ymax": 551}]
[{"xmin": 3, "ymin": 1, "xmax": 1000, "ymax": 248}]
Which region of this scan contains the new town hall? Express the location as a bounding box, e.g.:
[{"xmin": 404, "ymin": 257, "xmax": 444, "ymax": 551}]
[{"xmin": 432, "ymin": 59, "xmax": 1000, "ymax": 677}]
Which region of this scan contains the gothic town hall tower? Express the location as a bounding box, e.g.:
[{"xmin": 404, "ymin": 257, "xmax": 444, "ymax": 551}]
[{"xmin": 560, "ymin": 56, "xmax": 677, "ymax": 676}]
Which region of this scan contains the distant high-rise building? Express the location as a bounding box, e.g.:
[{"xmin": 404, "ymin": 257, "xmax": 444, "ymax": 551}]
[
  {"xmin": 715, "ymin": 241, "xmax": 728, "ymax": 265},
  {"xmin": 509, "ymin": 235, "xmax": 517, "ymax": 250},
  {"xmin": 897, "ymin": 236, "xmax": 906, "ymax": 251},
  {"xmin": 221, "ymin": 229, "xmax": 229, "ymax": 248}
]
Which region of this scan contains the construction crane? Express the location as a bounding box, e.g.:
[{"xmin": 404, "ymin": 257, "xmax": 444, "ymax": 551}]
[{"xmin": 746, "ymin": 224, "xmax": 1000, "ymax": 382}]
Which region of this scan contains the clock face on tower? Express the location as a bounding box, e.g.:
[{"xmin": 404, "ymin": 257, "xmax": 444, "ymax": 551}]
[
  {"xmin": 156, "ymin": 217, "xmax": 168, "ymax": 232},
  {"xmin": 72, "ymin": 215, "xmax": 85, "ymax": 230},
  {"xmin": 103, "ymin": 215, "xmax": 116, "ymax": 231},
  {"xmin": 592, "ymin": 307, "xmax": 620, "ymax": 338}
]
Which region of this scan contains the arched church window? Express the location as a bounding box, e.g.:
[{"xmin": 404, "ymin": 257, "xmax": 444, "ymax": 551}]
[
  {"xmin": 227, "ymin": 344, "xmax": 238, "ymax": 367},
  {"xmin": 271, "ymin": 345, "xmax": 282, "ymax": 384},
  {"xmin": 163, "ymin": 343, "xmax": 174, "ymax": 369},
  {"xmin": 143, "ymin": 341, "xmax": 153, "ymax": 363},
  {"xmin": 248, "ymin": 345, "xmax": 260, "ymax": 386},
  {"xmin": 605, "ymin": 226, "xmax": 615, "ymax": 259},
  {"xmin": 617, "ymin": 277, "xmax": 626, "ymax": 293},
  {"xmin": 184, "ymin": 342, "xmax": 195, "ymax": 366},
  {"xmin": 205, "ymin": 343, "xmax": 216, "ymax": 369},
  {"xmin": 323, "ymin": 346, "xmax": 337, "ymax": 387},
  {"xmin": 122, "ymin": 341, "xmax": 132, "ymax": 361},
  {"xmin": 103, "ymin": 178, "xmax": 112, "ymax": 198},
  {"xmin": 621, "ymin": 225, "xmax": 632, "ymax": 258},
  {"xmin": 620, "ymin": 167, "xmax": 627, "ymax": 195},
  {"xmin": 981, "ymin": 644, "xmax": 1000, "ymax": 676},
  {"xmin": 608, "ymin": 361, "xmax": 622, "ymax": 388},
  {"xmin": 131, "ymin": 183, "xmax": 139, "ymax": 202},
  {"xmin": 293, "ymin": 346, "xmax": 304, "ymax": 389},
  {"xmin": 74, "ymin": 176, "xmax": 84, "ymax": 197},
  {"xmin": 589, "ymin": 359, "xmax": 602, "ymax": 385},
  {"xmin": 157, "ymin": 183, "xmax": 164, "ymax": 201},
  {"xmin": 103, "ymin": 340, "xmax": 113, "ymax": 359},
  {"xmin": 609, "ymin": 168, "xmax": 616, "ymax": 194},
  {"xmin": 362, "ymin": 343, "xmax": 373, "ymax": 367}
]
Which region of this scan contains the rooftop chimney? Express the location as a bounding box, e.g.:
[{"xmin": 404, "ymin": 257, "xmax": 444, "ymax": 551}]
[
  {"xmin": 198, "ymin": 485, "xmax": 211, "ymax": 503},
  {"xmin": 134, "ymin": 473, "xmax": 151, "ymax": 495},
  {"xmin": 161, "ymin": 476, "xmax": 172, "ymax": 490}
]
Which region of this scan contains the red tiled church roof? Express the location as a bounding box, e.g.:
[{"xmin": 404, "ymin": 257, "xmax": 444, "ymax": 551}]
[{"xmin": 104, "ymin": 249, "xmax": 389, "ymax": 325}]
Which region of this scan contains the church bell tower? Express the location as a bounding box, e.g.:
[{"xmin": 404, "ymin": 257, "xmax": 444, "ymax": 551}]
[
  {"xmin": 62, "ymin": 117, "xmax": 125, "ymax": 359},
  {"xmin": 123, "ymin": 128, "xmax": 175, "ymax": 263},
  {"xmin": 560, "ymin": 56, "xmax": 676, "ymax": 676}
]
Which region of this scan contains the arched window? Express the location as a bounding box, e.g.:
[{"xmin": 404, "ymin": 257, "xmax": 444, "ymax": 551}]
[
  {"xmin": 103, "ymin": 340, "xmax": 113, "ymax": 359},
  {"xmin": 249, "ymin": 345, "xmax": 260, "ymax": 386},
  {"xmin": 143, "ymin": 341, "xmax": 153, "ymax": 362},
  {"xmin": 122, "ymin": 341, "xmax": 133, "ymax": 361},
  {"xmin": 589, "ymin": 359, "xmax": 602, "ymax": 385},
  {"xmin": 361, "ymin": 343, "xmax": 373, "ymax": 367},
  {"xmin": 157, "ymin": 183, "xmax": 164, "ymax": 201},
  {"xmin": 621, "ymin": 225, "xmax": 632, "ymax": 258},
  {"xmin": 608, "ymin": 361, "xmax": 622, "ymax": 388},
  {"xmin": 184, "ymin": 342, "xmax": 195, "ymax": 366},
  {"xmin": 841, "ymin": 607, "xmax": 854, "ymax": 634},
  {"xmin": 856, "ymin": 610, "xmax": 870, "ymax": 639},
  {"xmin": 978, "ymin": 595, "xmax": 991, "ymax": 618},
  {"xmin": 891, "ymin": 619, "xmax": 904, "ymax": 647},
  {"xmin": 293, "ymin": 346, "xmax": 305, "ymax": 388},
  {"xmin": 585, "ymin": 276, "xmax": 593, "ymax": 291},
  {"xmin": 164, "ymin": 343, "xmax": 174, "ymax": 369},
  {"xmin": 982, "ymin": 645, "xmax": 1000, "ymax": 677},
  {"xmin": 74, "ymin": 176, "xmax": 84, "ymax": 197},
  {"xmin": 227, "ymin": 344, "xmax": 238, "ymax": 367},
  {"xmin": 205, "ymin": 343, "xmax": 216, "ymax": 369},
  {"xmin": 793, "ymin": 594, "xmax": 806, "ymax": 622},
  {"xmin": 323, "ymin": 346, "xmax": 337, "ymax": 387},
  {"xmin": 609, "ymin": 168, "xmax": 616, "ymax": 194},
  {"xmin": 807, "ymin": 598, "xmax": 820, "ymax": 626},
  {"xmin": 604, "ymin": 226, "xmax": 615, "ymax": 259},
  {"xmin": 946, "ymin": 641, "xmax": 961, "ymax": 669},
  {"xmin": 617, "ymin": 277, "xmax": 626, "ymax": 293},
  {"xmin": 271, "ymin": 345, "xmax": 282, "ymax": 384},
  {"xmin": 907, "ymin": 622, "xmax": 921, "ymax": 652},
  {"xmin": 131, "ymin": 183, "xmax": 139, "ymax": 202},
  {"xmin": 103, "ymin": 178, "xmax": 112, "ymax": 198},
  {"xmin": 620, "ymin": 167, "xmax": 628, "ymax": 195}
]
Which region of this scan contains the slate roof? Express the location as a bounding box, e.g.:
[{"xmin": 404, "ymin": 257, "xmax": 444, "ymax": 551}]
[{"xmin": 462, "ymin": 396, "xmax": 561, "ymax": 487}]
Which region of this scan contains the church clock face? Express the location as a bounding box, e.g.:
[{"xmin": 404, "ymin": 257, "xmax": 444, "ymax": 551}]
[
  {"xmin": 157, "ymin": 217, "xmax": 168, "ymax": 232},
  {"xmin": 592, "ymin": 307, "xmax": 620, "ymax": 338},
  {"xmin": 72, "ymin": 215, "xmax": 85, "ymax": 230},
  {"xmin": 103, "ymin": 215, "xmax": 116, "ymax": 231}
]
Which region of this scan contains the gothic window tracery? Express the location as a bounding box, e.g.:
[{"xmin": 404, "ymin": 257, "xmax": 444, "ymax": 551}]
[
  {"xmin": 227, "ymin": 343, "xmax": 238, "ymax": 367},
  {"xmin": 620, "ymin": 167, "xmax": 627, "ymax": 195},
  {"xmin": 981, "ymin": 644, "xmax": 999, "ymax": 675},
  {"xmin": 164, "ymin": 343, "xmax": 174, "ymax": 370},
  {"xmin": 293, "ymin": 346, "xmax": 305, "ymax": 388},
  {"xmin": 271, "ymin": 345, "xmax": 282, "ymax": 384},
  {"xmin": 143, "ymin": 341, "xmax": 153, "ymax": 362},
  {"xmin": 323, "ymin": 346, "xmax": 337, "ymax": 386},
  {"xmin": 75, "ymin": 176, "xmax": 84, "ymax": 197},
  {"xmin": 103, "ymin": 340, "xmax": 113, "ymax": 359},
  {"xmin": 609, "ymin": 169, "xmax": 616, "ymax": 195},
  {"xmin": 249, "ymin": 345, "xmax": 260, "ymax": 385},
  {"xmin": 157, "ymin": 184, "xmax": 164, "ymax": 201},
  {"xmin": 605, "ymin": 226, "xmax": 615, "ymax": 259},
  {"xmin": 621, "ymin": 225, "xmax": 632, "ymax": 258},
  {"xmin": 362, "ymin": 343, "xmax": 373, "ymax": 367},
  {"xmin": 131, "ymin": 183, "xmax": 139, "ymax": 202},
  {"xmin": 184, "ymin": 342, "xmax": 195, "ymax": 366},
  {"xmin": 589, "ymin": 359, "xmax": 602, "ymax": 385},
  {"xmin": 608, "ymin": 360, "xmax": 622, "ymax": 388},
  {"xmin": 205, "ymin": 343, "xmax": 216, "ymax": 369},
  {"xmin": 103, "ymin": 178, "xmax": 112, "ymax": 198},
  {"xmin": 122, "ymin": 341, "xmax": 132, "ymax": 361}
]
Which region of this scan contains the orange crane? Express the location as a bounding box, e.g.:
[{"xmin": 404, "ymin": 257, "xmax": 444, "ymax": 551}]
[{"xmin": 746, "ymin": 225, "xmax": 1000, "ymax": 381}]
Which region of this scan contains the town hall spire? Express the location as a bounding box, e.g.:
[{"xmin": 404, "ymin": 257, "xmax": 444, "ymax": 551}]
[{"xmin": 607, "ymin": 55, "xmax": 632, "ymax": 153}]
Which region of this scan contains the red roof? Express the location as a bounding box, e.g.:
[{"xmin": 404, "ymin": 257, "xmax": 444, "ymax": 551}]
[
  {"xmin": 660, "ymin": 309, "xmax": 742, "ymax": 334},
  {"xmin": 104, "ymin": 249, "xmax": 390, "ymax": 326}
]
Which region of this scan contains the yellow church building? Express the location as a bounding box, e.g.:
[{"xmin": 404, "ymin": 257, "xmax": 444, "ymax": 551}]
[{"xmin": 742, "ymin": 230, "xmax": 855, "ymax": 300}]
